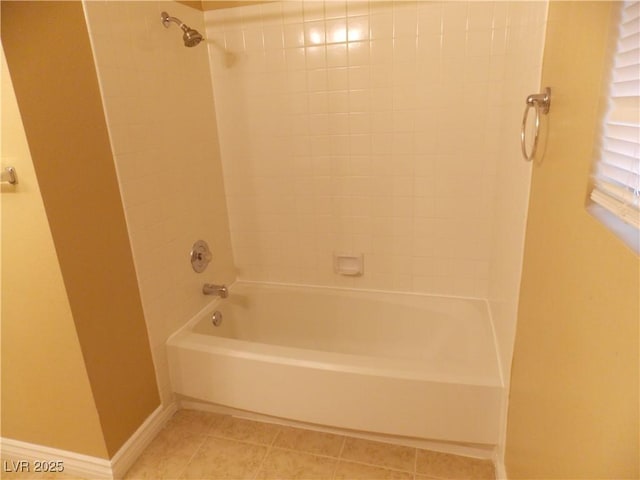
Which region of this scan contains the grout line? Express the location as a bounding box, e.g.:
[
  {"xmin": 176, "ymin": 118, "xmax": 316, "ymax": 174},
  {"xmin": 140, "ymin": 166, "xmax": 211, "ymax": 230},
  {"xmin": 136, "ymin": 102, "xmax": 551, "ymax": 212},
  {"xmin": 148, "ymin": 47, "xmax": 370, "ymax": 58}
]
[
  {"xmin": 174, "ymin": 433, "xmax": 209, "ymax": 480},
  {"xmin": 337, "ymin": 435, "xmax": 347, "ymax": 459},
  {"xmin": 251, "ymin": 444, "xmax": 272, "ymax": 480},
  {"xmin": 204, "ymin": 416, "xmax": 284, "ymax": 449},
  {"xmin": 206, "ymin": 430, "xmax": 282, "ymax": 449},
  {"xmin": 335, "ymin": 457, "xmax": 417, "ymax": 476},
  {"xmin": 148, "ymin": 421, "xmax": 426, "ymax": 480},
  {"xmin": 337, "ymin": 436, "xmax": 418, "ymax": 475},
  {"xmin": 171, "ymin": 413, "xmax": 486, "ymax": 479},
  {"xmin": 329, "ymin": 436, "xmax": 347, "ymax": 480},
  {"xmin": 251, "ymin": 425, "xmax": 281, "ymax": 480},
  {"xmin": 208, "ymin": 426, "xmax": 419, "ymax": 476},
  {"xmin": 270, "ymin": 428, "xmax": 283, "ymax": 447},
  {"xmin": 262, "ymin": 443, "xmax": 343, "ymax": 461}
]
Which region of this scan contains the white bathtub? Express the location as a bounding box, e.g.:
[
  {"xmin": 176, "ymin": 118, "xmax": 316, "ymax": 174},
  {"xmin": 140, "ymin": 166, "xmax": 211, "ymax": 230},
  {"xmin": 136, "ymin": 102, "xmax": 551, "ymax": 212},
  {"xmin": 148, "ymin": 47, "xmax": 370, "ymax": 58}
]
[{"xmin": 167, "ymin": 282, "xmax": 503, "ymax": 445}]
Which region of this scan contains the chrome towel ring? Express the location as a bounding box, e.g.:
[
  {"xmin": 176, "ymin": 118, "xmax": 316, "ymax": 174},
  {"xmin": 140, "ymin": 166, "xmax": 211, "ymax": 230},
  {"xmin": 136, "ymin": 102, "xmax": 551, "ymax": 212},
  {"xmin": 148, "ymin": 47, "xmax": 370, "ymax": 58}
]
[{"xmin": 521, "ymin": 87, "xmax": 551, "ymax": 161}]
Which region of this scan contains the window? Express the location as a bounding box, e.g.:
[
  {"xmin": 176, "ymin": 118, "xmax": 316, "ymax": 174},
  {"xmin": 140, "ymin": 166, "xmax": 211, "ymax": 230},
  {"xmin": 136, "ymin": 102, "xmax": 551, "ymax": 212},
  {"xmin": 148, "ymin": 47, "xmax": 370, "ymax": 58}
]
[{"xmin": 590, "ymin": 1, "xmax": 640, "ymax": 250}]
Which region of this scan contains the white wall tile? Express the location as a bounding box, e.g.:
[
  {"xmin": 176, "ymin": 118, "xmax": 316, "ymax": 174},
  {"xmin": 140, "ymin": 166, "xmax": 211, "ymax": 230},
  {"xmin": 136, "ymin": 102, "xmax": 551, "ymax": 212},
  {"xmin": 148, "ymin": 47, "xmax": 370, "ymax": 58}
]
[
  {"xmin": 346, "ymin": 1, "xmax": 368, "ymax": 18},
  {"xmin": 244, "ymin": 26, "xmax": 264, "ymax": 50},
  {"xmin": 326, "ymin": 17, "xmax": 347, "ymax": 44},
  {"xmin": 85, "ymin": 0, "xmax": 236, "ymax": 406},
  {"xmin": 205, "ymin": 0, "xmax": 546, "ymax": 304},
  {"xmin": 392, "ymin": 2, "xmax": 418, "ymax": 38},
  {"xmin": 370, "ymin": 12, "xmax": 394, "ymax": 40},
  {"xmin": 347, "ymin": 40, "xmax": 370, "ymax": 65},
  {"xmin": 327, "ymin": 43, "xmax": 348, "ymax": 67}
]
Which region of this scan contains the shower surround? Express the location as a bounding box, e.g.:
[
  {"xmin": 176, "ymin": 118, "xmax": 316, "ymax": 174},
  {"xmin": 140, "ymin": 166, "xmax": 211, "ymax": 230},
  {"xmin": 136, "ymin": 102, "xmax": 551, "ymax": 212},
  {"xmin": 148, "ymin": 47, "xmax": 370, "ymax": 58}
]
[
  {"xmin": 205, "ymin": 0, "xmax": 547, "ymax": 389},
  {"xmin": 83, "ymin": 1, "xmax": 236, "ymax": 406},
  {"xmin": 206, "ymin": 1, "xmax": 545, "ymax": 296},
  {"xmin": 83, "ymin": 0, "xmax": 547, "ymax": 462}
]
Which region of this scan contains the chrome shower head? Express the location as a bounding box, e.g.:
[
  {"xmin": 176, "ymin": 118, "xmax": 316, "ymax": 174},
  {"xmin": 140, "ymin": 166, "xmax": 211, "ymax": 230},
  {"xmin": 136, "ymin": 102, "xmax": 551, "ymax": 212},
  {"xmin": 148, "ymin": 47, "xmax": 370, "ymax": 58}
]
[
  {"xmin": 182, "ymin": 26, "xmax": 204, "ymax": 47},
  {"xmin": 161, "ymin": 11, "xmax": 204, "ymax": 47}
]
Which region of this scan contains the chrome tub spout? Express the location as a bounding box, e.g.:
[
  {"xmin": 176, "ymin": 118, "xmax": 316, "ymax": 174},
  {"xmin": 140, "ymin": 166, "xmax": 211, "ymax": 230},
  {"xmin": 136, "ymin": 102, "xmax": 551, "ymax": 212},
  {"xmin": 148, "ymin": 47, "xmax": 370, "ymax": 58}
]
[{"xmin": 203, "ymin": 283, "xmax": 228, "ymax": 298}]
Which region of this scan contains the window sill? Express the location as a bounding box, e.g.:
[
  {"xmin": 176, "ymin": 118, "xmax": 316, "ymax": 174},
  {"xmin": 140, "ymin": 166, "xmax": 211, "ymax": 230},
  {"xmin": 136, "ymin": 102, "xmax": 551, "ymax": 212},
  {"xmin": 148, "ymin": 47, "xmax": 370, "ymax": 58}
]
[{"xmin": 587, "ymin": 203, "xmax": 640, "ymax": 255}]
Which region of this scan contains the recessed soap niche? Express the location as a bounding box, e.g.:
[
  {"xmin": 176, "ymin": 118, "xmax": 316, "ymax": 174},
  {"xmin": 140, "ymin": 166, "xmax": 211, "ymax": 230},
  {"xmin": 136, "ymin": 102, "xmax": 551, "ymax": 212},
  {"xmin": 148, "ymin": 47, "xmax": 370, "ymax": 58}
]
[{"xmin": 333, "ymin": 253, "xmax": 364, "ymax": 276}]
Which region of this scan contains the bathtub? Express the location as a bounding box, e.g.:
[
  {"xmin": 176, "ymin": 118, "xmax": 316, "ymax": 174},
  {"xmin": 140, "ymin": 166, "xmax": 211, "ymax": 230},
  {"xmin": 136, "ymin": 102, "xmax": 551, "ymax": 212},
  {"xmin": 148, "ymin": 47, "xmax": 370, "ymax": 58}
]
[{"xmin": 167, "ymin": 282, "xmax": 503, "ymax": 446}]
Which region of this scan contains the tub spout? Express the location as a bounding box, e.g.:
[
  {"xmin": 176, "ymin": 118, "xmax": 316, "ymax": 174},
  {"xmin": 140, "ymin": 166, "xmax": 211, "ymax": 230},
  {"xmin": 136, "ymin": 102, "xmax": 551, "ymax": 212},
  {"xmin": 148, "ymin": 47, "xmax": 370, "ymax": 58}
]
[{"xmin": 203, "ymin": 283, "xmax": 228, "ymax": 298}]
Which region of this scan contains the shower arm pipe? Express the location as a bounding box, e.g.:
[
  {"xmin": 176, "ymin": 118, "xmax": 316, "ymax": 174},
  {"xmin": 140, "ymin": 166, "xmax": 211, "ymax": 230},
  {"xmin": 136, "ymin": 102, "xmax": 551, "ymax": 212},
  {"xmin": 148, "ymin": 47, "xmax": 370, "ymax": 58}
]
[
  {"xmin": 161, "ymin": 11, "xmax": 204, "ymax": 47},
  {"xmin": 161, "ymin": 12, "xmax": 189, "ymax": 32}
]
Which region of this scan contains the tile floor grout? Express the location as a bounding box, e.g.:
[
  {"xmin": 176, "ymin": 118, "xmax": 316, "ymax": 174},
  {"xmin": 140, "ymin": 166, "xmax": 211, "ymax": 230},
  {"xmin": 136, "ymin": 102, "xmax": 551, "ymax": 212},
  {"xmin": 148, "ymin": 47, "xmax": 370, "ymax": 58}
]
[
  {"xmin": 204, "ymin": 431, "xmax": 422, "ymax": 478},
  {"xmin": 204, "ymin": 418, "xmax": 453, "ymax": 471},
  {"xmin": 330, "ymin": 437, "xmax": 347, "ymax": 480},
  {"xmin": 192, "ymin": 441, "xmax": 467, "ymax": 479},
  {"xmin": 176, "ymin": 434, "xmax": 209, "ymax": 480},
  {"xmin": 2, "ymin": 410, "xmax": 494, "ymax": 480},
  {"xmin": 121, "ymin": 410, "xmax": 495, "ymax": 480},
  {"xmin": 244, "ymin": 439, "xmax": 446, "ymax": 478},
  {"xmin": 249, "ymin": 427, "xmax": 278, "ymax": 480}
]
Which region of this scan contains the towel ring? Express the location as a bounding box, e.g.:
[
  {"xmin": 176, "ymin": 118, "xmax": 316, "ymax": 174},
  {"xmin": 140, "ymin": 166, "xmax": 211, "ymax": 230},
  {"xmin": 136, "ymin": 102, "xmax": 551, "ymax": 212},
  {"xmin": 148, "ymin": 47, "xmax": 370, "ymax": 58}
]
[{"xmin": 521, "ymin": 87, "xmax": 551, "ymax": 161}]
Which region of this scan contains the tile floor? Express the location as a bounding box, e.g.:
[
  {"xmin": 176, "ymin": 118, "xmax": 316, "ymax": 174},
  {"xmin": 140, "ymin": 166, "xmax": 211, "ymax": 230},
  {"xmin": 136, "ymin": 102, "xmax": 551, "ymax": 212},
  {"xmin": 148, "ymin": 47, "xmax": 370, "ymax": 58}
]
[
  {"xmin": 125, "ymin": 409, "xmax": 495, "ymax": 480},
  {"xmin": 0, "ymin": 409, "xmax": 496, "ymax": 479}
]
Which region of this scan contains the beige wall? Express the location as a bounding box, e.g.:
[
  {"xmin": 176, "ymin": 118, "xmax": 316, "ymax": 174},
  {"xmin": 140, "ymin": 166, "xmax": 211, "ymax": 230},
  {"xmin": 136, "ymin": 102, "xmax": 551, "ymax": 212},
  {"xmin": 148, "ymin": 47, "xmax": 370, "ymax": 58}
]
[
  {"xmin": 2, "ymin": 1, "xmax": 160, "ymax": 458},
  {"xmin": 83, "ymin": 0, "xmax": 236, "ymax": 406},
  {"xmin": 1, "ymin": 47, "xmax": 108, "ymax": 460},
  {"xmin": 506, "ymin": 2, "xmax": 639, "ymax": 478}
]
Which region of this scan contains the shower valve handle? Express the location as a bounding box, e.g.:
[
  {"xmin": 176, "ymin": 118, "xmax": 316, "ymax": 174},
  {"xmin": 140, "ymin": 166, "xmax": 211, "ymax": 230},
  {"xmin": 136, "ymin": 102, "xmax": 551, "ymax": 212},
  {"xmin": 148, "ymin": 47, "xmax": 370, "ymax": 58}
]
[
  {"xmin": 190, "ymin": 240, "xmax": 212, "ymax": 273},
  {"xmin": 192, "ymin": 249, "xmax": 212, "ymax": 263}
]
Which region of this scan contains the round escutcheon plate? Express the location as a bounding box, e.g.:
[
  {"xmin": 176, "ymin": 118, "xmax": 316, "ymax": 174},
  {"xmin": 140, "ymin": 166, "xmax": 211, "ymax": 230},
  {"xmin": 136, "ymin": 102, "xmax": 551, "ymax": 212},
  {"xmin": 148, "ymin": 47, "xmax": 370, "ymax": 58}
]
[{"xmin": 190, "ymin": 240, "xmax": 212, "ymax": 273}]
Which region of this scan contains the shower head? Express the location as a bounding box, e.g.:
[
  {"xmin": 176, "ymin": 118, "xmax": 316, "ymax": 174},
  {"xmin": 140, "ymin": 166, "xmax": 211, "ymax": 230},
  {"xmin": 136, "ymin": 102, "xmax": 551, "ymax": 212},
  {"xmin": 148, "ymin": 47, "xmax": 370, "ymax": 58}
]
[
  {"xmin": 182, "ymin": 26, "xmax": 204, "ymax": 47},
  {"xmin": 161, "ymin": 11, "xmax": 204, "ymax": 47}
]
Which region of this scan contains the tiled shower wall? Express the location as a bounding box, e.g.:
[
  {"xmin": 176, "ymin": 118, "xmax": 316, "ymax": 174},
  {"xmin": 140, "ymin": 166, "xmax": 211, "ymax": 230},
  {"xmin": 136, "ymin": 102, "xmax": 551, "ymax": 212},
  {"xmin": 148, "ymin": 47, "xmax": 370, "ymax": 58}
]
[
  {"xmin": 487, "ymin": 1, "xmax": 547, "ymax": 383},
  {"xmin": 83, "ymin": 0, "xmax": 546, "ymax": 408},
  {"xmin": 206, "ymin": 1, "xmax": 546, "ymax": 298},
  {"xmin": 84, "ymin": 1, "xmax": 236, "ymax": 405}
]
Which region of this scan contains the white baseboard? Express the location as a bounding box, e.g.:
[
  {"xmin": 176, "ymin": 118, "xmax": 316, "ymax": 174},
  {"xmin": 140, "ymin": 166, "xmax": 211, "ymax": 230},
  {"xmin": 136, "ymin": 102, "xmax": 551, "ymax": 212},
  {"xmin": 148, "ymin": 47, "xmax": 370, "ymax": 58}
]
[
  {"xmin": 1, "ymin": 401, "xmax": 177, "ymax": 479},
  {"xmin": 0, "ymin": 438, "xmax": 113, "ymax": 479},
  {"xmin": 111, "ymin": 401, "xmax": 177, "ymax": 478},
  {"xmin": 495, "ymin": 459, "xmax": 508, "ymax": 479}
]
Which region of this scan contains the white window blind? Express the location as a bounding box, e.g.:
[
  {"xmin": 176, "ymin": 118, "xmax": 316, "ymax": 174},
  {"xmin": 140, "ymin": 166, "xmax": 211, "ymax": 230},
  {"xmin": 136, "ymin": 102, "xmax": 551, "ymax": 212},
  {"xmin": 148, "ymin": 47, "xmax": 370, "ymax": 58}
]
[{"xmin": 591, "ymin": 1, "xmax": 640, "ymax": 229}]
